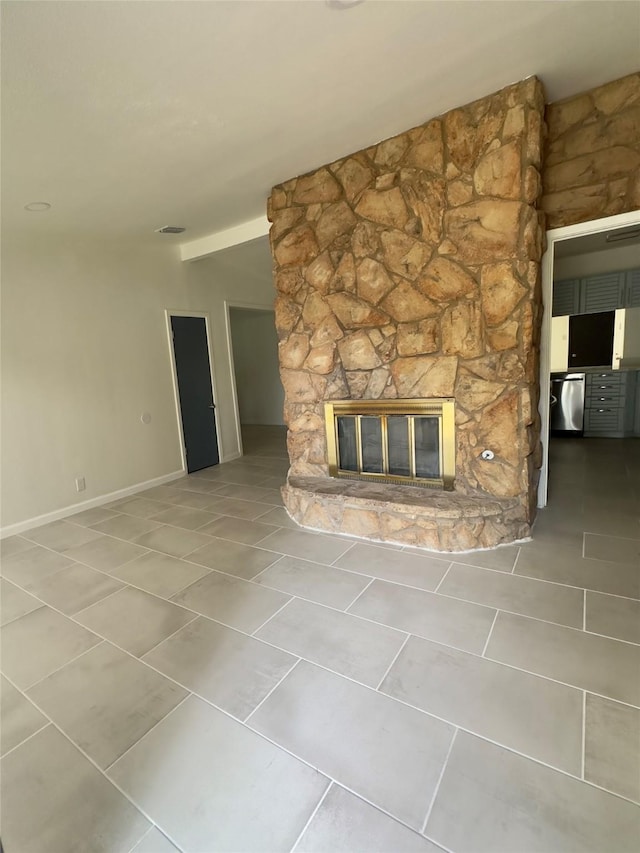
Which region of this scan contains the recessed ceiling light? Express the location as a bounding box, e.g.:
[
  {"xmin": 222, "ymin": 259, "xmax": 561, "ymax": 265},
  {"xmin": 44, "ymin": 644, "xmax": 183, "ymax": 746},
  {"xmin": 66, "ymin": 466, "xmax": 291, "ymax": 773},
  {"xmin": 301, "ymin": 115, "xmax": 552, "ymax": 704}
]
[
  {"xmin": 24, "ymin": 201, "xmax": 51, "ymax": 212},
  {"xmin": 155, "ymin": 225, "xmax": 186, "ymax": 234}
]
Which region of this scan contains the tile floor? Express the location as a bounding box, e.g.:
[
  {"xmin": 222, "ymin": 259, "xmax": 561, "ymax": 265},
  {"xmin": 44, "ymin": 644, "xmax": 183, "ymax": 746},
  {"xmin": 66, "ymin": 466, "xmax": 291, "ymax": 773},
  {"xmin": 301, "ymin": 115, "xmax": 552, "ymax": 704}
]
[{"xmin": 1, "ymin": 427, "xmax": 639, "ymax": 852}]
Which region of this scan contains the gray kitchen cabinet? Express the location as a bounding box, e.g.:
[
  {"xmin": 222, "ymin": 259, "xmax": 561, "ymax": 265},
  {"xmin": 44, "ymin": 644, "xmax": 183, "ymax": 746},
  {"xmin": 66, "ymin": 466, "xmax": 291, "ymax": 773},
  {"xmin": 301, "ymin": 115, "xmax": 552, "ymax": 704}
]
[
  {"xmin": 580, "ymin": 272, "xmax": 626, "ymax": 313},
  {"xmin": 552, "ymin": 268, "xmax": 639, "ymax": 316},
  {"xmin": 584, "ymin": 371, "xmax": 638, "ymax": 437},
  {"xmin": 625, "ymin": 269, "xmax": 640, "ymax": 308},
  {"xmin": 552, "ymin": 279, "xmax": 581, "ymax": 316}
]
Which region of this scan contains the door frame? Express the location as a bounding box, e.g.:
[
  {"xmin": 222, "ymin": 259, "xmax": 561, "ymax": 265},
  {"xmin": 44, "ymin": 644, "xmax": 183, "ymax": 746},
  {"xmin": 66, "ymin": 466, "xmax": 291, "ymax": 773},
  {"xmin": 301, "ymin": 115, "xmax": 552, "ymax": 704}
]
[
  {"xmin": 538, "ymin": 209, "xmax": 640, "ymax": 507},
  {"xmin": 165, "ymin": 309, "xmax": 221, "ymax": 472},
  {"xmin": 223, "ymin": 299, "xmax": 277, "ymax": 458}
]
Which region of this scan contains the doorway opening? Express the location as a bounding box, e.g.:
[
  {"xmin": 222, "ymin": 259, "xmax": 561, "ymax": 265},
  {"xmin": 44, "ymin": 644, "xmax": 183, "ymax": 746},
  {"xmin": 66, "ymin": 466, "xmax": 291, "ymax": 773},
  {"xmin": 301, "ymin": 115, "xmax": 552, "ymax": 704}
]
[
  {"xmin": 538, "ymin": 210, "xmax": 640, "ymax": 508},
  {"xmin": 166, "ymin": 311, "xmax": 220, "ymax": 473},
  {"xmin": 225, "ymin": 303, "xmax": 285, "ymax": 458}
]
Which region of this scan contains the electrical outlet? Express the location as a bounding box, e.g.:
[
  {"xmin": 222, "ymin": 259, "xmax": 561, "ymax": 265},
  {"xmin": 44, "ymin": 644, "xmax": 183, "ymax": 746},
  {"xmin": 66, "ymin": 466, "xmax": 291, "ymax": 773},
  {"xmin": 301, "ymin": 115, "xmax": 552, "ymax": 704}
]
[{"xmin": 75, "ymin": 477, "xmax": 86, "ymax": 492}]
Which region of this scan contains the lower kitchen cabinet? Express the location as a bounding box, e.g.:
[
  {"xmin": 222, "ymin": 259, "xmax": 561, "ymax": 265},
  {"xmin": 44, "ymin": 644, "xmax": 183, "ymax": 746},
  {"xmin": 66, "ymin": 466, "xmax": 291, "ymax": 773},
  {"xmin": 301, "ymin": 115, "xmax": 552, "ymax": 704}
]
[{"xmin": 584, "ymin": 371, "xmax": 638, "ymax": 437}]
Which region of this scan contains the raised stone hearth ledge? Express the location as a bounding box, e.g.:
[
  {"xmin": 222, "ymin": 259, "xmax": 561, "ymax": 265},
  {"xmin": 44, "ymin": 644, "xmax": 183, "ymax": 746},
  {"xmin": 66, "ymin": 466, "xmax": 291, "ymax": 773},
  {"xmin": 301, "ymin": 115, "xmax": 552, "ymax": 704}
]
[{"xmin": 284, "ymin": 477, "xmax": 529, "ymax": 551}]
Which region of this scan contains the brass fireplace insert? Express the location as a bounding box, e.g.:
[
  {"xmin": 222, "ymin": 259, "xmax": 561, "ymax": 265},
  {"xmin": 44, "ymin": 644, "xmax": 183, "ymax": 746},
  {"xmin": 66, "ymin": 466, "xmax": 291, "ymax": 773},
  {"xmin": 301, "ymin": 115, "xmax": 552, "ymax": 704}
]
[{"xmin": 324, "ymin": 398, "xmax": 455, "ymax": 490}]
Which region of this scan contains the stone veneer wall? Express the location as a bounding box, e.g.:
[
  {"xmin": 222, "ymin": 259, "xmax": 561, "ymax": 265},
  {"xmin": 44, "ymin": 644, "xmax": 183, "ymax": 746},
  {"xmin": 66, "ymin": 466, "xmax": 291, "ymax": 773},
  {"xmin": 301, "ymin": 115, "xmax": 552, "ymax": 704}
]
[
  {"xmin": 267, "ymin": 79, "xmax": 546, "ymax": 550},
  {"xmin": 541, "ymin": 73, "xmax": 640, "ymax": 228}
]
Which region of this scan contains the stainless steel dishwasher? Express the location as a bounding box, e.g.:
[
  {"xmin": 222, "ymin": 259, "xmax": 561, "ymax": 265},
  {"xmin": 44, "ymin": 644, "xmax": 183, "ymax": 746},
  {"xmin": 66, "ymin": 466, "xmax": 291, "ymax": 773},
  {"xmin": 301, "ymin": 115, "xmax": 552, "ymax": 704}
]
[{"xmin": 550, "ymin": 372, "xmax": 585, "ymax": 435}]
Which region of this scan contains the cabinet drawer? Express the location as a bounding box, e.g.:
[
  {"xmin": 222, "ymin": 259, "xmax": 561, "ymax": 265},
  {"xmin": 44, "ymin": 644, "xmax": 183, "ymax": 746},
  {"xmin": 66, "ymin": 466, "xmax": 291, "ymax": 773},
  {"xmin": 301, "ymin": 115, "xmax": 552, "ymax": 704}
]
[
  {"xmin": 586, "ymin": 393, "xmax": 625, "ymax": 407},
  {"xmin": 584, "ymin": 408, "xmax": 625, "ymax": 432},
  {"xmin": 587, "ymin": 371, "xmax": 624, "ymax": 385}
]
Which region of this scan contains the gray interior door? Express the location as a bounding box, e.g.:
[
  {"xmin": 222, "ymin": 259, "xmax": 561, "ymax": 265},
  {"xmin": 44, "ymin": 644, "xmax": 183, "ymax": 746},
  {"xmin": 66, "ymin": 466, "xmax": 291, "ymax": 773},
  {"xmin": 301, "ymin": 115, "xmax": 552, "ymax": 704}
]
[{"xmin": 171, "ymin": 315, "xmax": 219, "ymax": 473}]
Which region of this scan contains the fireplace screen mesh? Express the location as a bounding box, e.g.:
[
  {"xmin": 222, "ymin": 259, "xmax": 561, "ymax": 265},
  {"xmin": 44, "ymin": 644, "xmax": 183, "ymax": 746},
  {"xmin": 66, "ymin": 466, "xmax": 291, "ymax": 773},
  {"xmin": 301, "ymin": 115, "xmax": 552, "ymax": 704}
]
[{"xmin": 325, "ymin": 399, "xmax": 455, "ymax": 490}]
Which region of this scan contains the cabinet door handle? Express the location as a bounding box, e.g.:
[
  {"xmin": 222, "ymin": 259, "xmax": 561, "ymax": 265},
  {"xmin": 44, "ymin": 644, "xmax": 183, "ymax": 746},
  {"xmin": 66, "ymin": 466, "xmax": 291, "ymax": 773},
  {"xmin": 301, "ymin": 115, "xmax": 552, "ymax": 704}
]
[{"xmin": 597, "ymin": 408, "xmax": 612, "ymax": 413}]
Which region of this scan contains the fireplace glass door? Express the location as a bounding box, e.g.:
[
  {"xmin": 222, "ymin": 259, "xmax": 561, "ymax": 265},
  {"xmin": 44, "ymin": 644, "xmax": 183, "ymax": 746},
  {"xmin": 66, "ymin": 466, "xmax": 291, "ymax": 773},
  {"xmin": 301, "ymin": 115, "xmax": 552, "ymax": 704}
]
[{"xmin": 325, "ymin": 399, "xmax": 455, "ymax": 490}]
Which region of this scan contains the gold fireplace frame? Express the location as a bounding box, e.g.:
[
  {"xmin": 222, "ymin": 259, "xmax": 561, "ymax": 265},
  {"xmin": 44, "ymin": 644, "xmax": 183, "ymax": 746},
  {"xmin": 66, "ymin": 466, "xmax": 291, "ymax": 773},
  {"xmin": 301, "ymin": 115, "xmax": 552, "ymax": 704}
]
[{"xmin": 324, "ymin": 398, "xmax": 455, "ymax": 490}]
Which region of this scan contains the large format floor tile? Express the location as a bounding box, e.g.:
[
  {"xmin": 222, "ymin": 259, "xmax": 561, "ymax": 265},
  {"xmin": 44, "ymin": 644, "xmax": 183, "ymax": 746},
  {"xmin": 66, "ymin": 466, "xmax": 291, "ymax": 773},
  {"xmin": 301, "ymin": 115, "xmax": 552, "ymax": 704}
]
[
  {"xmin": 110, "ymin": 550, "xmax": 210, "ymax": 598},
  {"xmin": 0, "ymin": 676, "xmax": 47, "ymax": 756},
  {"xmin": 131, "ymin": 827, "xmax": 180, "ymax": 853},
  {"xmin": 426, "ymin": 731, "xmax": 640, "ymax": 853},
  {"xmin": 250, "ymin": 660, "xmax": 455, "ymax": 830},
  {"xmin": 294, "ymin": 783, "xmax": 442, "ymax": 853},
  {"xmin": 1, "ymin": 725, "xmax": 150, "ymax": 853},
  {"xmin": 335, "ymin": 543, "xmax": 449, "ymax": 591},
  {"xmin": 350, "ymin": 578, "xmax": 496, "ymax": 654},
  {"xmin": 515, "ymin": 540, "xmax": 640, "ymax": 599},
  {"xmin": 185, "ymin": 537, "xmax": 281, "ymax": 579},
  {"xmin": 172, "ymin": 569, "xmax": 291, "ymax": 633},
  {"xmin": 133, "ymin": 524, "xmax": 211, "ymax": 558},
  {"xmin": 0, "ymin": 578, "xmax": 42, "ymax": 626},
  {"xmin": 1, "ymin": 606, "xmax": 101, "ymax": 689},
  {"xmin": 1, "ymin": 545, "xmax": 75, "ymax": 589},
  {"xmin": 486, "ymin": 611, "xmax": 640, "ymax": 706},
  {"xmin": 89, "ymin": 513, "xmax": 163, "ymax": 542},
  {"xmin": 148, "ymin": 504, "xmax": 220, "ymax": 531},
  {"xmin": 74, "ymin": 587, "xmax": 196, "ymax": 657},
  {"xmin": 64, "ymin": 535, "xmax": 148, "ymax": 572},
  {"xmin": 256, "ymin": 597, "xmax": 406, "ymax": 686},
  {"xmin": 253, "ymin": 555, "xmax": 372, "ymax": 609},
  {"xmin": 109, "ymin": 694, "xmax": 328, "ymax": 853},
  {"xmin": 381, "ymin": 635, "xmax": 582, "ymax": 774},
  {"xmin": 585, "ymin": 590, "xmax": 640, "ymax": 644},
  {"xmin": 436, "ymin": 543, "xmax": 520, "ymax": 573},
  {"xmin": 584, "ymin": 693, "xmax": 640, "ymax": 803},
  {"xmin": 25, "ymin": 562, "xmax": 124, "ymax": 615},
  {"xmin": 28, "ymin": 642, "xmax": 188, "ymax": 768},
  {"xmin": 0, "ymin": 535, "xmax": 36, "ymax": 558},
  {"xmin": 206, "ymin": 496, "xmax": 276, "ymax": 520},
  {"xmin": 23, "ymin": 520, "xmax": 104, "ymax": 552},
  {"xmin": 197, "ymin": 514, "xmax": 278, "ymax": 544},
  {"xmin": 438, "ymin": 562, "xmax": 584, "ymax": 628},
  {"xmin": 584, "ymin": 532, "xmax": 640, "ymax": 565},
  {"xmin": 143, "ymin": 616, "xmax": 296, "ymax": 720},
  {"xmin": 258, "ymin": 527, "xmax": 353, "ymax": 564}
]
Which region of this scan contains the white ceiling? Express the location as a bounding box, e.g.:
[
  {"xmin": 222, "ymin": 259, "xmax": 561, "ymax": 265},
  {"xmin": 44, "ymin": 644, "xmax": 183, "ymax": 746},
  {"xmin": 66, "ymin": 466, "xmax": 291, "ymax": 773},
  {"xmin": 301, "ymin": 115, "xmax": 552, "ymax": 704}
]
[{"xmin": 2, "ymin": 1, "xmax": 639, "ymax": 245}]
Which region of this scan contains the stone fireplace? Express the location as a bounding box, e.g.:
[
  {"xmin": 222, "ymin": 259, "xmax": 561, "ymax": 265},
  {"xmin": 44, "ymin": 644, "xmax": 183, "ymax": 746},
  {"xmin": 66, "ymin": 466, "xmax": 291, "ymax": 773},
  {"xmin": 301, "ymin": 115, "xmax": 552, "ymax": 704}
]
[{"xmin": 268, "ymin": 78, "xmax": 546, "ymax": 551}]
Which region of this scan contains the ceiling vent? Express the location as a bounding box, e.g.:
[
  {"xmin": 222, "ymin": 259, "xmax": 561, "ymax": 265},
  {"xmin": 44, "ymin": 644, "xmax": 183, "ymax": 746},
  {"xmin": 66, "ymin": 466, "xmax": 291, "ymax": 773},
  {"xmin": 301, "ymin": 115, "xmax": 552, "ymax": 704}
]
[
  {"xmin": 606, "ymin": 228, "xmax": 640, "ymax": 243},
  {"xmin": 155, "ymin": 225, "xmax": 186, "ymax": 234}
]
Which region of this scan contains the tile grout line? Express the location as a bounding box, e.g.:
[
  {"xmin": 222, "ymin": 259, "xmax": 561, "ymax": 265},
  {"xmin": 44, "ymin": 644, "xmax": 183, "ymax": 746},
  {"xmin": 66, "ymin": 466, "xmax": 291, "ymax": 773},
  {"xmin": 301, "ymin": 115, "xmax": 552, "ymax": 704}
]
[
  {"xmin": 421, "ymin": 728, "xmax": 458, "ymax": 835},
  {"xmin": 250, "ymin": 596, "xmax": 296, "ymax": 636},
  {"xmin": 70, "ymin": 582, "xmax": 132, "ymax": 618},
  {"xmin": 289, "ymin": 780, "xmax": 333, "ymax": 853},
  {"xmin": 0, "ymin": 670, "xmax": 166, "ymax": 848},
  {"xmin": 243, "ymin": 658, "xmax": 301, "ymax": 725},
  {"xmin": 9, "ymin": 556, "xmax": 640, "ymax": 709},
  {"xmin": 481, "ymin": 610, "xmax": 500, "ymax": 657},
  {"xmin": 374, "ymin": 633, "xmax": 411, "ymax": 691},
  {"xmin": 240, "ymin": 553, "xmax": 287, "ymax": 584},
  {"xmin": 0, "ymin": 720, "xmax": 52, "ymax": 761},
  {"xmin": 581, "ymin": 690, "xmax": 587, "ymax": 780},
  {"xmin": 343, "ymin": 576, "xmax": 376, "ymax": 612},
  {"xmin": 103, "ymin": 692, "xmax": 194, "ymax": 773},
  {"xmin": 583, "ymin": 589, "xmax": 587, "ymax": 632},
  {"xmin": 510, "ymin": 546, "xmax": 522, "ymax": 575},
  {"xmin": 137, "ymin": 613, "xmax": 200, "ymax": 659},
  {"xmin": 433, "ymin": 562, "xmax": 453, "ymax": 592},
  {"xmin": 22, "ymin": 640, "xmax": 106, "ymax": 692}
]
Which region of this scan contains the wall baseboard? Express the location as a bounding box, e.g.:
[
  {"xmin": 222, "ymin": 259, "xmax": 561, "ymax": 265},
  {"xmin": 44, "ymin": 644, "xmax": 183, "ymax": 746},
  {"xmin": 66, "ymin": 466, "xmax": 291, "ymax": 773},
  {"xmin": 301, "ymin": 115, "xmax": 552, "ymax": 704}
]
[{"xmin": 0, "ymin": 469, "xmax": 185, "ymax": 539}]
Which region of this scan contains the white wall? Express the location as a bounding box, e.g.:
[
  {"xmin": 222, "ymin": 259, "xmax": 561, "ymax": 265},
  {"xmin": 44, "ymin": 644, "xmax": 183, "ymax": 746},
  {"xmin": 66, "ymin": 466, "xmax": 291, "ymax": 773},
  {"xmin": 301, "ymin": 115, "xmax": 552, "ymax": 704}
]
[
  {"xmin": 554, "ymin": 243, "xmax": 640, "ymax": 280},
  {"xmin": 183, "ymin": 236, "xmax": 277, "ymax": 459},
  {"xmin": 229, "ymin": 308, "xmax": 284, "ymax": 426},
  {"xmin": 1, "ymin": 235, "xmax": 198, "ymax": 530},
  {"xmin": 1, "ymin": 233, "xmax": 277, "ymax": 533}
]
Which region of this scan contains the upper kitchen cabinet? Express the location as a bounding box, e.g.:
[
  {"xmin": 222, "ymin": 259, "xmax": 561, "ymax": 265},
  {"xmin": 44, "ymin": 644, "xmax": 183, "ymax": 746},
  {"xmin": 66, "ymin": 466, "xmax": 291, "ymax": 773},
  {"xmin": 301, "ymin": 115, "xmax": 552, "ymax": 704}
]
[
  {"xmin": 552, "ymin": 269, "xmax": 639, "ymax": 316},
  {"xmin": 552, "ymin": 278, "xmax": 581, "ymax": 316},
  {"xmin": 625, "ymin": 269, "xmax": 640, "ymax": 308}
]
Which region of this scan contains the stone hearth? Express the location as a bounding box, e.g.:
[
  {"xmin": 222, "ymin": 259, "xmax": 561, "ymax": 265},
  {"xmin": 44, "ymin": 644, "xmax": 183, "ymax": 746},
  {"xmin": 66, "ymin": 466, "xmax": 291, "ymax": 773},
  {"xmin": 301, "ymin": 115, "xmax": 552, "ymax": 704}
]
[{"xmin": 268, "ymin": 78, "xmax": 546, "ymax": 551}]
